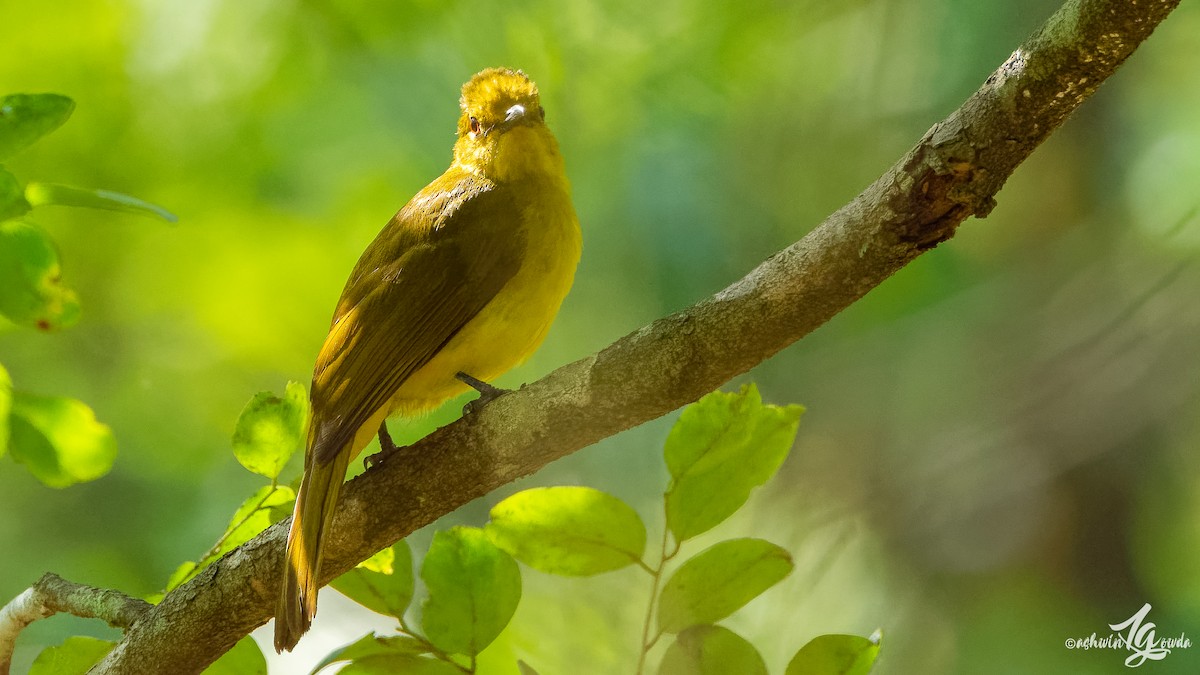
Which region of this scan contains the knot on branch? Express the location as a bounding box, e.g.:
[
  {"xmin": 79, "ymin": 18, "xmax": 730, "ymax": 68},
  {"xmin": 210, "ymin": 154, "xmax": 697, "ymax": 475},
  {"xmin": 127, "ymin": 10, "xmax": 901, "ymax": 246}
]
[{"xmin": 894, "ymin": 121, "xmax": 999, "ymax": 250}]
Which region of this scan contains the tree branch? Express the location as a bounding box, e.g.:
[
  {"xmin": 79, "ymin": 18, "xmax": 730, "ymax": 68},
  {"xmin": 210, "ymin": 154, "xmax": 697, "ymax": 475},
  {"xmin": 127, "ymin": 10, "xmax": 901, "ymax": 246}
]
[
  {"xmin": 0, "ymin": 574, "xmax": 150, "ymax": 675},
  {"xmin": 86, "ymin": 0, "xmax": 1180, "ymax": 672}
]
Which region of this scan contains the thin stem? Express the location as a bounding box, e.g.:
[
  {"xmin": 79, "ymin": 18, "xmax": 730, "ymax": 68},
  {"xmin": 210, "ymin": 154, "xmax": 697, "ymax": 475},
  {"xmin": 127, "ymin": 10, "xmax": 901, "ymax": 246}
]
[
  {"xmin": 397, "ymin": 618, "xmax": 472, "ymax": 674},
  {"xmin": 665, "ymin": 538, "xmax": 681, "ymax": 562},
  {"xmin": 635, "ymin": 527, "xmax": 673, "ymax": 675}
]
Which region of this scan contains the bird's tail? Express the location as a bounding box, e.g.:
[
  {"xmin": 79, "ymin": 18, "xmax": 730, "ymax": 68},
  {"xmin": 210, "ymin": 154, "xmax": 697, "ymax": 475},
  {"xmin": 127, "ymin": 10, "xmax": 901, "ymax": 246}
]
[{"xmin": 274, "ymin": 446, "xmax": 351, "ymax": 652}]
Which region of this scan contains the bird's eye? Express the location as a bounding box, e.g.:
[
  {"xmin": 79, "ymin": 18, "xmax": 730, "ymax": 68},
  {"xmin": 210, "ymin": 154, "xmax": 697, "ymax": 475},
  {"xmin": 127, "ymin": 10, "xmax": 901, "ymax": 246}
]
[{"xmin": 469, "ymin": 116, "xmax": 481, "ymax": 134}]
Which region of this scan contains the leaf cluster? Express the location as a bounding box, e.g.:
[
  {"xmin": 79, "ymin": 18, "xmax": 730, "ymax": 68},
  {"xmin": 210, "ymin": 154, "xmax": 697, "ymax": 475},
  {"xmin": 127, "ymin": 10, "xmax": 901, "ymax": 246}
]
[
  {"xmin": 319, "ymin": 384, "xmax": 882, "ymax": 674},
  {"xmin": 31, "ymin": 384, "xmax": 880, "ymax": 675},
  {"xmin": 0, "ymin": 92, "xmax": 175, "ymax": 488}
]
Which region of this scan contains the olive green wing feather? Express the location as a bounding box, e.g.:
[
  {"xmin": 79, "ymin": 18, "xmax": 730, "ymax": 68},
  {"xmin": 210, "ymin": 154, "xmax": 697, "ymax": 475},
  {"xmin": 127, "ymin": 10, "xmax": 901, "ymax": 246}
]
[{"xmin": 308, "ymin": 175, "xmax": 525, "ymax": 465}]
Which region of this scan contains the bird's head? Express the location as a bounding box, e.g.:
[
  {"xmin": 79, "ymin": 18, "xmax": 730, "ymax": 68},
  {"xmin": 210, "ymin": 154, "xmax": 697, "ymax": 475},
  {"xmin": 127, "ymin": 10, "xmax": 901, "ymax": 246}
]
[{"xmin": 453, "ymin": 68, "xmax": 562, "ymax": 182}]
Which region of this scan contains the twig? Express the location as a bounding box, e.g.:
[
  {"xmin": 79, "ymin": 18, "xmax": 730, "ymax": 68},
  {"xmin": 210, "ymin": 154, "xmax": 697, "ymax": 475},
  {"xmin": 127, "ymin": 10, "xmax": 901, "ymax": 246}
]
[
  {"xmin": 0, "ymin": 574, "xmax": 150, "ymax": 675},
  {"xmin": 635, "ymin": 529, "xmax": 674, "ymax": 675}
]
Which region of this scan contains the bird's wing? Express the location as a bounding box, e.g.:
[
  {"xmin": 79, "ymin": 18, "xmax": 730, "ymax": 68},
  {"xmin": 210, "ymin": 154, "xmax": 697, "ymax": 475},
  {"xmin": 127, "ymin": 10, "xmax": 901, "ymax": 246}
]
[{"xmin": 307, "ymin": 172, "xmax": 525, "ymax": 465}]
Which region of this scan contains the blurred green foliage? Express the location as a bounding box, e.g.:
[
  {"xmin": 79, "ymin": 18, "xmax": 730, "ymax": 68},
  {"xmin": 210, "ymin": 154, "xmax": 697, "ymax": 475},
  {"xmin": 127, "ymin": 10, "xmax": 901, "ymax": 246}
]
[
  {"xmin": 7, "ymin": 390, "xmax": 116, "ymax": 488},
  {"xmin": 0, "ymin": 94, "xmax": 74, "ymax": 163},
  {"xmin": 0, "ymin": 219, "xmax": 81, "ymax": 330},
  {"xmin": 0, "ymin": 91, "xmax": 173, "ymax": 490},
  {"xmin": 2, "ymin": 0, "xmax": 1199, "ymax": 673}
]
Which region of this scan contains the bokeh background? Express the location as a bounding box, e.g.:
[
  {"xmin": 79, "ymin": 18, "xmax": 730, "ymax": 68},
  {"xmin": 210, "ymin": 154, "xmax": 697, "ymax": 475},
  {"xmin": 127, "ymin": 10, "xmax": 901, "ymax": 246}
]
[{"xmin": 3, "ymin": 0, "xmax": 1200, "ymax": 672}]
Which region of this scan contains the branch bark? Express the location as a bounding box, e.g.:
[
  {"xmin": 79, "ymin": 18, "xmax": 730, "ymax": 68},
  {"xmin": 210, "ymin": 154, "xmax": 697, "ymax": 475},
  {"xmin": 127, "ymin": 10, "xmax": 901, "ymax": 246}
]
[
  {"xmin": 87, "ymin": 0, "xmax": 1181, "ymax": 672},
  {"xmin": 0, "ymin": 574, "xmax": 150, "ymax": 675}
]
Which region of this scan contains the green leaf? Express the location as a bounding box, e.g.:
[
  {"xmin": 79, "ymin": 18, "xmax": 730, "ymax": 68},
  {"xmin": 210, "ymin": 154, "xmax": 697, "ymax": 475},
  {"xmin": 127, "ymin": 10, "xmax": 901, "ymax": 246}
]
[
  {"xmin": 8, "ymin": 392, "xmax": 116, "ymax": 487},
  {"xmin": 162, "ymin": 485, "xmax": 294, "ymax": 591},
  {"xmin": 338, "ymin": 655, "xmax": 461, "ymax": 675},
  {"xmin": 0, "ymin": 219, "xmax": 81, "ymax": 330},
  {"xmin": 0, "ymin": 93, "xmax": 74, "ymax": 161},
  {"xmin": 28, "ymin": 636, "xmax": 114, "ymax": 675},
  {"xmin": 332, "ymin": 540, "xmax": 414, "ymax": 619},
  {"xmin": 658, "ymin": 538, "xmax": 793, "ymax": 634},
  {"xmin": 267, "ymin": 495, "xmax": 295, "ymax": 523},
  {"xmin": 665, "ymin": 384, "xmax": 803, "ymax": 541},
  {"xmin": 25, "ymin": 182, "xmax": 177, "ymax": 223},
  {"xmin": 359, "ymin": 543, "xmax": 398, "ymax": 574},
  {"xmin": 0, "ymin": 167, "xmax": 31, "ymax": 220},
  {"xmin": 214, "ymin": 485, "xmax": 296, "ymax": 559},
  {"xmin": 0, "ymin": 363, "xmax": 11, "ymax": 458},
  {"xmin": 421, "ymin": 526, "xmax": 522, "ymax": 656},
  {"xmin": 311, "ymin": 633, "xmax": 431, "ymax": 675},
  {"xmin": 163, "ymin": 560, "xmax": 198, "ymax": 593},
  {"xmin": 232, "ymin": 381, "xmax": 309, "ymax": 479},
  {"xmin": 202, "ymin": 636, "xmax": 266, "ymax": 675},
  {"xmin": 660, "ymin": 625, "xmax": 768, "ymax": 675},
  {"xmin": 786, "ymin": 632, "xmax": 881, "ymax": 675},
  {"xmin": 486, "ymin": 486, "xmax": 647, "ymax": 576}
]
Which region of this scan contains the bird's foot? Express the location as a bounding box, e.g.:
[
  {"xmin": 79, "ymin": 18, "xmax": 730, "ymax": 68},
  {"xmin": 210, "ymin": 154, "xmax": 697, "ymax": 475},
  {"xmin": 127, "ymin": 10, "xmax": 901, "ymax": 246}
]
[
  {"xmin": 456, "ymin": 372, "xmax": 511, "ymax": 416},
  {"xmin": 363, "ymin": 421, "xmax": 406, "ymax": 470}
]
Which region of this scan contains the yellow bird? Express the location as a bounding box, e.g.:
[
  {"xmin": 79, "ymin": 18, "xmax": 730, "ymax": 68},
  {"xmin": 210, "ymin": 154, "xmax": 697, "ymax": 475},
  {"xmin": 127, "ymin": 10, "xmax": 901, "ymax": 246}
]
[{"xmin": 274, "ymin": 68, "xmax": 581, "ymax": 652}]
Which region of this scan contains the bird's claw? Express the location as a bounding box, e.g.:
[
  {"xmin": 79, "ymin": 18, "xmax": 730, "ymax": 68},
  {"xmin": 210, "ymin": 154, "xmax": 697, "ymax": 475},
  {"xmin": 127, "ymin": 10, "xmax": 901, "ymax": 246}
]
[
  {"xmin": 456, "ymin": 371, "xmax": 511, "ymax": 416},
  {"xmin": 365, "ymin": 421, "xmax": 404, "ymax": 470}
]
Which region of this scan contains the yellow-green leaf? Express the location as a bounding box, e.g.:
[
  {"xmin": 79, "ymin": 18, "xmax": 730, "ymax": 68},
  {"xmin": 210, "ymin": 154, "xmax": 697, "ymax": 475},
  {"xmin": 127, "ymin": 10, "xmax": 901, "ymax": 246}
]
[
  {"xmin": 421, "ymin": 526, "xmax": 521, "ymax": 657},
  {"xmin": 786, "ymin": 632, "xmax": 882, "ymax": 675},
  {"xmin": 332, "ymin": 541, "xmax": 414, "ymax": 619},
  {"xmin": 487, "ymin": 486, "xmax": 646, "ymax": 576},
  {"xmin": 28, "ymin": 636, "xmax": 114, "ymax": 675},
  {"xmin": 338, "ymin": 655, "xmax": 460, "ymax": 675},
  {"xmin": 660, "ymin": 625, "xmax": 767, "ymax": 675},
  {"xmin": 665, "ymin": 384, "xmax": 803, "ymax": 541},
  {"xmin": 172, "ymin": 485, "xmax": 294, "ymax": 590},
  {"xmin": 232, "ymin": 381, "xmax": 309, "ymax": 479},
  {"xmin": 8, "ymin": 392, "xmax": 115, "ymax": 487},
  {"xmin": 215, "ymin": 485, "xmax": 296, "ymax": 559},
  {"xmin": 0, "ymin": 219, "xmax": 80, "ymax": 330},
  {"xmin": 310, "ymin": 633, "xmax": 431, "ymax": 675},
  {"xmin": 0, "ymin": 167, "xmax": 30, "ymax": 220},
  {"xmin": 25, "ymin": 182, "xmax": 177, "ymax": 223},
  {"xmin": 0, "ymin": 363, "xmax": 11, "ymax": 458},
  {"xmin": 202, "ymin": 636, "xmax": 266, "ymax": 675},
  {"xmin": 163, "ymin": 560, "xmax": 199, "ymax": 594},
  {"xmin": 658, "ymin": 538, "xmax": 793, "ymax": 634},
  {"xmin": 0, "ymin": 93, "xmax": 74, "ymax": 161}
]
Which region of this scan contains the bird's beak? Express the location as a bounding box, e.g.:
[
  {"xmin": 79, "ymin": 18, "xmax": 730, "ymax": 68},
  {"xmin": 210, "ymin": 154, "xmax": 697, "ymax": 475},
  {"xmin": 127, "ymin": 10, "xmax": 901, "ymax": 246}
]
[{"xmin": 504, "ymin": 104, "xmax": 527, "ymax": 123}]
